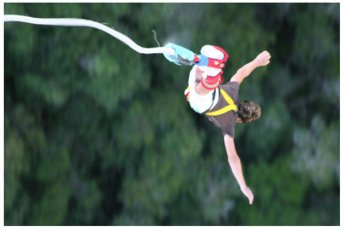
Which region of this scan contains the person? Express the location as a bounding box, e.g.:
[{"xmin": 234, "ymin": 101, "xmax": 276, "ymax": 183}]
[{"xmin": 184, "ymin": 46, "xmax": 271, "ymax": 205}]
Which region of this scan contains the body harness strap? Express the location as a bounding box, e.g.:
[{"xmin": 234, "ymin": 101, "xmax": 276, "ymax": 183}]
[{"xmin": 205, "ymin": 89, "xmax": 237, "ymax": 116}]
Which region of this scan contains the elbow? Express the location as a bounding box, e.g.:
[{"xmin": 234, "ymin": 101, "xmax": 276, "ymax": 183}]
[
  {"xmin": 236, "ymin": 68, "xmax": 248, "ymax": 79},
  {"xmin": 227, "ymin": 154, "xmax": 239, "ymax": 164}
]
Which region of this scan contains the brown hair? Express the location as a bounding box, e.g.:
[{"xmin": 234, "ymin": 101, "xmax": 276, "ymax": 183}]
[{"xmin": 237, "ymin": 100, "xmax": 261, "ymax": 123}]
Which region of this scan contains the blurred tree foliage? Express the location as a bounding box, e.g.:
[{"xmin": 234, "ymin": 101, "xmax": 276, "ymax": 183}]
[{"xmin": 4, "ymin": 3, "xmax": 339, "ymax": 226}]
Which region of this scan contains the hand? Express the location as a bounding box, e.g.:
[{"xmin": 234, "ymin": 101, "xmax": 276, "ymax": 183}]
[
  {"xmin": 241, "ymin": 185, "xmax": 254, "ymax": 205},
  {"xmin": 255, "ymin": 50, "xmax": 271, "ymax": 67}
]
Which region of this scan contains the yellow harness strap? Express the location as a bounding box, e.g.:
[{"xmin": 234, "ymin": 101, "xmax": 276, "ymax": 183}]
[{"xmin": 205, "ymin": 89, "xmax": 237, "ymax": 116}]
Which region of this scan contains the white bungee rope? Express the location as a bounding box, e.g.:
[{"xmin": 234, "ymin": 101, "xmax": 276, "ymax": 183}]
[{"xmin": 4, "ymin": 14, "xmax": 175, "ymax": 55}]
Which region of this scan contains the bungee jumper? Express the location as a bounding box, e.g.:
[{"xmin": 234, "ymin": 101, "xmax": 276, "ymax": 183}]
[
  {"xmin": 164, "ymin": 43, "xmax": 271, "ymax": 205},
  {"xmin": 4, "ymin": 15, "xmax": 271, "ymax": 205}
]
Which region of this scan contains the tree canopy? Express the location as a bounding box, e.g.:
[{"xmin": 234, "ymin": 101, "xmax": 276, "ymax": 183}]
[{"xmin": 4, "ymin": 3, "xmax": 339, "ymax": 226}]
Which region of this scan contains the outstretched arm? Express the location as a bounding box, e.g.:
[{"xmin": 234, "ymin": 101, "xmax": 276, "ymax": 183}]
[
  {"xmin": 223, "ymin": 134, "xmax": 254, "ymax": 205},
  {"xmin": 230, "ymin": 50, "xmax": 271, "ymax": 85}
]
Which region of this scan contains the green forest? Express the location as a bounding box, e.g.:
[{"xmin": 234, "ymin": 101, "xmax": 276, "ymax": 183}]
[{"xmin": 4, "ymin": 3, "xmax": 339, "ymax": 226}]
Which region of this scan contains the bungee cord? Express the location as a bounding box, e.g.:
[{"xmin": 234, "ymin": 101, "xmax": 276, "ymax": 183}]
[
  {"xmin": 4, "ymin": 15, "xmax": 209, "ymax": 67},
  {"xmin": 4, "ymin": 14, "xmax": 174, "ymax": 55}
]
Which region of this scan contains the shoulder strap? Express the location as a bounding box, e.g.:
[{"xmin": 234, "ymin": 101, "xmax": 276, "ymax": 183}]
[{"xmin": 205, "ymin": 89, "xmax": 237, "ymax": 116}]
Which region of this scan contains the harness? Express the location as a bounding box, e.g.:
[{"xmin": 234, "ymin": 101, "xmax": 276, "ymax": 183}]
[{"xmin": 205, "ymin": 88, "xmax": 238, "ymax": 116}]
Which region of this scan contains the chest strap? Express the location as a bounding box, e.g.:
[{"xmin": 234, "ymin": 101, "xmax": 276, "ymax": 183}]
[{"xmin": 205, "ymin": 89, "xmax": 237, "ymax": 116}]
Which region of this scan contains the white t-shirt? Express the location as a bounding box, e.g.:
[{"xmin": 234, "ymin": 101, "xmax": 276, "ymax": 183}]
[{"xmin": 187, "ymin": 66, "xmax": 219, "ymax": 114}]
